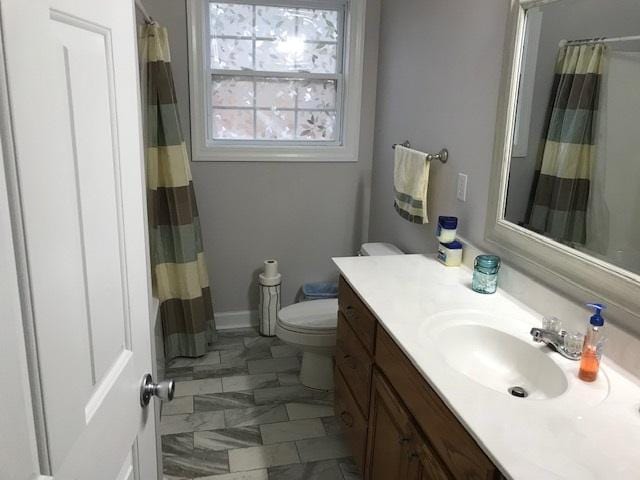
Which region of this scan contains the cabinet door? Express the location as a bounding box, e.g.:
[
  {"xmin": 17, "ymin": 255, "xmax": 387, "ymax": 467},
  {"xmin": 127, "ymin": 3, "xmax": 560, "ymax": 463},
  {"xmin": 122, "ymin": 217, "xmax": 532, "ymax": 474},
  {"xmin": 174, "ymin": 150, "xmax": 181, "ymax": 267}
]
[{"xmin": 366, "ymin": 369, "xmax": 417, "ymax": 480}]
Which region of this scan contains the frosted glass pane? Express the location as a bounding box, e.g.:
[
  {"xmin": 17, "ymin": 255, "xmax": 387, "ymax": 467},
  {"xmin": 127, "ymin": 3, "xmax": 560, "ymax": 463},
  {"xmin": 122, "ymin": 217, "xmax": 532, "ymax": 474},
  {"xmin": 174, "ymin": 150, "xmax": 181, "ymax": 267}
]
[
  {"xmin": 256, "ymin": 110, "xmax": 295, "ymax": 140},
  {"xmin": 255, "ymin": 40, "xmax": 295, "ymax": 72},
  {"xmin": 297, "ymin": 9, "xmax": 339, "ymax": 42},
  {"xmin": 255, "ymin": 6, "xmax": 297, "ymax": 39},
  {"xmin": 211, "ymin": 38, "xmax": 253, "ymax": 70},
  {"xmin": 297, "ymin": 111, "xmax": 336, "ymax": 141},
  {"xmin": 298, "ymin": 80, "xmax": 336, "ymax": 109},
  {"xmin": 256, "ymin": 79, "xmax": 297, "ymax": 108},
  {"xmin": 212, "ymin": 76, "xmax": 254, "ymax": 107},
  {"xmin": 212, "ymin": 109, "xmax": 254, "ymax": 139},
  {"xmin": 298, "ymin": 43, "xmax": 337, "ymax": 73},
  {"xmin": 210, "ymin": 3, "xmax": 254, "ymax": 37}
]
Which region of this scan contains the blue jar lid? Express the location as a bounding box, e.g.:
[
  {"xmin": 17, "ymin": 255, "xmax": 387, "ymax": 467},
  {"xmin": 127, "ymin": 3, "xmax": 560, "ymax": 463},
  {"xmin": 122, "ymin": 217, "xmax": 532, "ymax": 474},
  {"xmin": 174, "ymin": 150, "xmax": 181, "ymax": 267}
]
[
  {"xmin": 438, "ymin": 216, "xmax": 458, "ymax": 229},
  {"xmin": 475, "ymin": 254, "xmax": 500, "ymax": 269},
  {"xmin": 440, "ymin": 240, "xmax": 463, "ymax": 249}
]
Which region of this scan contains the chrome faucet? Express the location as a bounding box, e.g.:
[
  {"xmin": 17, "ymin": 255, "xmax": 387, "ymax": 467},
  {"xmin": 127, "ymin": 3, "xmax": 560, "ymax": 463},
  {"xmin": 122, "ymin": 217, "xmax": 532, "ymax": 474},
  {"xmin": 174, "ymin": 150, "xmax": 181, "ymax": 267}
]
[{"xmin": 530, "ymin": 317, "xmax": 582, "ymax": 361}]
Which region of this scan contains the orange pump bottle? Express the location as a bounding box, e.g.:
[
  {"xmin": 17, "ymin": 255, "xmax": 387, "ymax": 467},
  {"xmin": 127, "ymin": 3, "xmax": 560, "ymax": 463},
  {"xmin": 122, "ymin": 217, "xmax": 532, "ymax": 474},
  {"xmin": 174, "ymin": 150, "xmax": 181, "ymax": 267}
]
[{"xmin": 578, "ymin": 304, "xmax": 606, "ymax": 382}]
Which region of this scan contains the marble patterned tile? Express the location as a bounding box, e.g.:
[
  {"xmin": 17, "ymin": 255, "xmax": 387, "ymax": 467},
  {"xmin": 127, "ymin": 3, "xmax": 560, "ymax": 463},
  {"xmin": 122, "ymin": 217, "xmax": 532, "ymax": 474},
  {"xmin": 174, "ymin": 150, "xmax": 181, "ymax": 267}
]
[
  {"xmin": 194, "ymin": 392, "xmax": 256, "ymax": 413},
  {"xmin": 220, "ymin": 347, "xmax": 272, "ymax": 364},
  {"xmin": 338, "ymin": 457, "xmax": 362, "ymax": 480},
  {"xmin": 320, "ymin": 416, "xmax": 342, "ymax": 436},
  {"xmin": 175, "ymin": 378, "xmax": 223, "ymax": 397},
  {"xmin": 277, "ymin": 373, "xmax": 301, "ymax": 386},
  {"xmin": 270, "ymin": 344, "xmax": 301, "ymax": 358},
  {"xmin": 165, "ymin": 366, "xmax": 195, "ymax": 382},
  {"xmin": 217, "ymin": 328, "xmax": 261, "ymax": 338},
  {"xmin": 285, "ymin": 402, "xmax": 335, "ymax": 420},
  {"xmin": 162, "ymin": 432, "xmax": 230, "ymax": 478},
  {"xmin": 243, "ymin": 336, "xmax": 282, "ymax": 350},
  {"xmin": 160, "ymin": 411, "xmax": 226, "ymax": 435},
  {"xmin": 162, "ymin": 396, "xmax": 194, "ymax": 416},
  {"xmin": 221, "ymin": 373, "xmax": 278, "ymax": 393},
  {"xmin": 224, "ymin": 404, "xmax": 288, "ymax": 428},
  {"xmin": 194, "ymin": 426, "xmax": 262, "ymax": 451},
  {"xmin": 268, "ymin": 459, "xmax": 344, "ymax": 480},
  {"xmin": 170, "ymin": 351, "xmax": 221, "ymax": 368},
  {"xmin": 163, "ymin": 447, "xmax": 229, "ymax": 478},
  {"xmin": 259, "ymin": 418, "xmax": 326, "ymax": 445},
  {"xmin": 191, "ymin": 470, "xmax": 268, "ymax": 480},
  {"xmin": 207, "ymin": 336, "xmax": 247, "ymax": 352},
  {"xmin": 228, "ymin": 442, "xmax": 300, "ymax": 472},
  {"xmin": 296, "ymin": 434, "xmax": 350, "ymax": 463},
  {"xmin": 193, "ymin": 360, "xmax": 249, "ymax": 379},
  {"xmin": 247, "ymin": 356, "xmax": 300, "ymax": 375},
  {"xmin": 253, "ymin": 385, "xmax": 332, "ymax": 405}
]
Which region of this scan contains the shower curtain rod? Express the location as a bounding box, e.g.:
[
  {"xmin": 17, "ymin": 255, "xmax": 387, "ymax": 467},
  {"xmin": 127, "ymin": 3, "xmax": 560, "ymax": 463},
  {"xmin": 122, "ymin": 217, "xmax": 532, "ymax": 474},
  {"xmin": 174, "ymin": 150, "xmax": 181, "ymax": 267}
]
[
  {"xmin": 135, "ymin": 0, "xmax": 154, "ymax": 24},
  {"xmin": 559, "ymin": 34, "xmax": 640, "ymax": 47}
]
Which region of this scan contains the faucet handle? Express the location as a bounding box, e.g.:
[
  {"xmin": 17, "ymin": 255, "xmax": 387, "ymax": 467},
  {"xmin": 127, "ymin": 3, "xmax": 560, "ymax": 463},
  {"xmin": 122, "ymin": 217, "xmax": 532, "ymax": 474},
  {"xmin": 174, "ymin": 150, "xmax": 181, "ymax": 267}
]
[
  {"xmin": 563, "ymin": 331, "xmax": 584, "ymax": 356},
  {"xmin": 542, "ymin": 316, "xmax": 562, "ymax": 333}
]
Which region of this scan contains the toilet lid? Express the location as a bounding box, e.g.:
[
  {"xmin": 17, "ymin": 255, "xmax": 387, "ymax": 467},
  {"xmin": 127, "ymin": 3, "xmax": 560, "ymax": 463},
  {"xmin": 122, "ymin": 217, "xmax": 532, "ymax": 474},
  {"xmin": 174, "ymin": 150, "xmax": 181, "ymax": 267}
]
[{"xmin": 278, "ymin": 299, "xmax": 338, "ymax": 334}]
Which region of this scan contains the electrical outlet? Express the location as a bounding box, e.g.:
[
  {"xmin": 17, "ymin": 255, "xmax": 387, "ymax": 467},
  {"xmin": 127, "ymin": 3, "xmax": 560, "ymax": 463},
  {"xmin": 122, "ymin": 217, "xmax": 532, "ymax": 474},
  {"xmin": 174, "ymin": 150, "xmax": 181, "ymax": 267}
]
[{"xmin": 457, "ymin": 173, "xmax": 468, "ymax": 202}]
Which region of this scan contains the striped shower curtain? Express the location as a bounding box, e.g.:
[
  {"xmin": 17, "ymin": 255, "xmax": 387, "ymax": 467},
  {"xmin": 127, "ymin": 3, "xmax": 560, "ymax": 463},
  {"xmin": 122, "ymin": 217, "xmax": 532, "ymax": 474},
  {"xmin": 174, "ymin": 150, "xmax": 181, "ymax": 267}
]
[
  {"xmin": 141, "ymin": 24, "xmax": 216, "ymax": 360},
  {"xmin": 526, "ymin": 44, "xmax": 605, "ymax": 245}
]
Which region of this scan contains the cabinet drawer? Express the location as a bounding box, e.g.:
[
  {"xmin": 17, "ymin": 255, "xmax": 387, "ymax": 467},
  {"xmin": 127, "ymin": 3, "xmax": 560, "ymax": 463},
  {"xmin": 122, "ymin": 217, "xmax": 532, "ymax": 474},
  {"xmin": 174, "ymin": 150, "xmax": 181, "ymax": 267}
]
[
  {"xmin": 334, "ymin": 367, "xmax": 368, "ymax": 472},
  {"xmin": 375, "ymin": 326, "xmax": 500, "ymax": 480},
  {"xmin": 338, "ymin": 276, "xmax": 377, "ymax": 354},
  {"xmin": 336, "ymin": 312, "xmax": 373, "ymax": 418}
]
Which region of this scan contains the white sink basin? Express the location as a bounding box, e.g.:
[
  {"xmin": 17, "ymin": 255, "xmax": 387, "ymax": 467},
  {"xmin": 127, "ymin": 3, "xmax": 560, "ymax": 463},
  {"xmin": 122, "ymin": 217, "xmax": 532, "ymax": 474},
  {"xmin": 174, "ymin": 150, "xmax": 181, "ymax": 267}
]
[{"xmin": 435, "ymin": 324, "xmax": 568, "ymax": 400}]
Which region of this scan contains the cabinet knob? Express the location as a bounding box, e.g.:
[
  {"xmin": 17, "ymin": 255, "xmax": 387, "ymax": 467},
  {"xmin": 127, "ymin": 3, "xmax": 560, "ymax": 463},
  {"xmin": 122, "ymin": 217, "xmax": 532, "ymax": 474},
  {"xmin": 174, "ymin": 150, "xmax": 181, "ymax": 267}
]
[{"xmin": 340, "ymin": 410, "xmax": 354, "ymax": 427}]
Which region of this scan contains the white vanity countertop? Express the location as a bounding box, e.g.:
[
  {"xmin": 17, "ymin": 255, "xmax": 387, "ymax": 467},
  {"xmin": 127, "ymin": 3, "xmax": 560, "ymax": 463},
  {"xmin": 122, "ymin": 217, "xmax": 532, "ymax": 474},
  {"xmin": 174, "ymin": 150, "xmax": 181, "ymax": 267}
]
[{"xmin": 333, "ymin": 254, "xmax": 640, "ymax": 480}]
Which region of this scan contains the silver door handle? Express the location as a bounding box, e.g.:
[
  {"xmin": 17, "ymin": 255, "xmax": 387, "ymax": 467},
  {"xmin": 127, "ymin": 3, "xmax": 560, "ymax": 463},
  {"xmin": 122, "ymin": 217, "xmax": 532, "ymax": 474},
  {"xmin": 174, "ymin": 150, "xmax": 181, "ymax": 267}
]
[{"xmin": 140, "ymin": 373, "xmax": 175, "ymax": 407}]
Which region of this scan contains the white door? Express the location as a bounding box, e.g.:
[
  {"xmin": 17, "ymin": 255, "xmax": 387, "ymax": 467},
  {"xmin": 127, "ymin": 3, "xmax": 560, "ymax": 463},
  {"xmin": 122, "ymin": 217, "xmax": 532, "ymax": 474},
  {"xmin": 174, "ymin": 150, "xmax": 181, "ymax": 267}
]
[{"xmin": 1, "ymin": 0, "xmax": 158, "ymax": 478}]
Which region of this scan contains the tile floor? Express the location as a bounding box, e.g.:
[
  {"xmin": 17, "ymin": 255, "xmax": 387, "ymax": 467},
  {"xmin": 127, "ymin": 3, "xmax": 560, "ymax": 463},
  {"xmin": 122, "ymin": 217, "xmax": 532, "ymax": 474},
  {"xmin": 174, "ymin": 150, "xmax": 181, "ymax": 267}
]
[{"xmin": 161, "ymin": 327, "xmax": 361, "ymax": 480}]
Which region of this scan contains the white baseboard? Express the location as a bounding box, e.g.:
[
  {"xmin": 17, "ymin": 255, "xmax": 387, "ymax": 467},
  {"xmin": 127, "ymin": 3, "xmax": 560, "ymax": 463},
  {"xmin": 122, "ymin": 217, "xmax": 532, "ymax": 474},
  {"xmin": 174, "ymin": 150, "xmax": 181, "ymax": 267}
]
[{"xmin": 215, "ymin": 310, "xmax": 258, "ymax": 330}]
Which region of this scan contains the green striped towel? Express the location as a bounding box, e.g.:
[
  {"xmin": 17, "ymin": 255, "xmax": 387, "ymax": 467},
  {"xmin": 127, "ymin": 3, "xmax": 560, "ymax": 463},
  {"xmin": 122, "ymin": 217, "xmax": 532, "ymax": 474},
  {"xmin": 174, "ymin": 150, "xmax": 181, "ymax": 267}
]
[{"xmin": 394, "ymin": 145, "xmax": 430, "ymax": 224}]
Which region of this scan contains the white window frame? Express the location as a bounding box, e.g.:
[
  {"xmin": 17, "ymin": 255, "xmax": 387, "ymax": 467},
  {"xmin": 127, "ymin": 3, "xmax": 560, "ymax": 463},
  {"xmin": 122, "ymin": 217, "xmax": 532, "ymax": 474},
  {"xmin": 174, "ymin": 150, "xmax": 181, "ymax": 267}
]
[{"xmin": 187, "ymin": 0, "xmax": 366, "ymax": 162}]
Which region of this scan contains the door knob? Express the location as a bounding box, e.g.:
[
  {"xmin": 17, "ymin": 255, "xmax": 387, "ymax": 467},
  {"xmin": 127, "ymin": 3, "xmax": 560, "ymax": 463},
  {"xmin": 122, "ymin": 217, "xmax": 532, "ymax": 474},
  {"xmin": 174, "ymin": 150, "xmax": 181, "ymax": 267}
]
[{"xmin": 140, "ymin": 373, "xmax": 175, "ymax": 407}]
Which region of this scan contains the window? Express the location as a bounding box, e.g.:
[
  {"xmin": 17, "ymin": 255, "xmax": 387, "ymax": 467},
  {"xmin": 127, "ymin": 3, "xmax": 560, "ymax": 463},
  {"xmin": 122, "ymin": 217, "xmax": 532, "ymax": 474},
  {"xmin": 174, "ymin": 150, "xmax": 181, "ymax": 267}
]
[
  {"xmin": 188, "ymin": 0, "xmax": 366, "ymax": 162},
  {"xmin": 209, "ymin": 2, "xmax": 344, "ymax": 143}
]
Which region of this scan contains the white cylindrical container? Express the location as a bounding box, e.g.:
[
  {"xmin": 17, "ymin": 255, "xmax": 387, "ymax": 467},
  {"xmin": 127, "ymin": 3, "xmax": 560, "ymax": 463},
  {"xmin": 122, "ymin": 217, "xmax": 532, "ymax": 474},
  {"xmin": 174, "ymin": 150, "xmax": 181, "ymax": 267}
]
[
  {"xmin": 258, "ymin": 259, "xmax": 281, "ymax": 336},
  {"xmin": 437, "ymin": 240, "xmax": 463, "ymax": 267}
]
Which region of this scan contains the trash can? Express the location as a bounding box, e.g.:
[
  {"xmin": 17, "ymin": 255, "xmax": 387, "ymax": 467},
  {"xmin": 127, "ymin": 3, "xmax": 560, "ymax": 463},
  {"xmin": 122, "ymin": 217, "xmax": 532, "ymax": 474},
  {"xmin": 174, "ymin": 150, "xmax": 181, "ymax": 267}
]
[
  {"xmin": 301, "ymin": 281, "xmax": 338, "ymax": 301},
  {"xmin": 258, "ymin": 260, "xmax": 281, "ymax": 336}
]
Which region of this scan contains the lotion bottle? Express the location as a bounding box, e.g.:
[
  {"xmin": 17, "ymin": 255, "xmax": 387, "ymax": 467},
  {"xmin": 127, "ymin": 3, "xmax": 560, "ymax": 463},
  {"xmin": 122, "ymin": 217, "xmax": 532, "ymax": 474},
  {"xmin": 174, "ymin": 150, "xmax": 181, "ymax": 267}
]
[{"xmin": 578, "ymin": 303, "xmax": 606, "ymax": 382}]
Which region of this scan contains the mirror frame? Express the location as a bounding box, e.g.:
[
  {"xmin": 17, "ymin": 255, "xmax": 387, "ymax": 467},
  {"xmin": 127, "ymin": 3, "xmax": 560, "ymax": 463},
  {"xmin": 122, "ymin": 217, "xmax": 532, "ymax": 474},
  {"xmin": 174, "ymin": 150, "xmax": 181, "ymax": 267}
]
[{"xmin": 486, "ymin": 0, "xmax": 640, "ymax": 332}]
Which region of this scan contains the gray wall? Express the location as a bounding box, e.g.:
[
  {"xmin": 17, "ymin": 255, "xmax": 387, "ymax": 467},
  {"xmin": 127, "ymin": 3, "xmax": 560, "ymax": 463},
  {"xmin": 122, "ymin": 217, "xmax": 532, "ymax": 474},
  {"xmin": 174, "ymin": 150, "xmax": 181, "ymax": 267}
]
[
  {"xmin": 143, "ymin": 0, "xmax": 381, "ymax": 313},
  {"xmin": 368, "ymin": 0, "xmax": 508, "ymax": 252},
  {"xmin": 506, "ymin": 0, "xmax": 640, "ymax": 224}
]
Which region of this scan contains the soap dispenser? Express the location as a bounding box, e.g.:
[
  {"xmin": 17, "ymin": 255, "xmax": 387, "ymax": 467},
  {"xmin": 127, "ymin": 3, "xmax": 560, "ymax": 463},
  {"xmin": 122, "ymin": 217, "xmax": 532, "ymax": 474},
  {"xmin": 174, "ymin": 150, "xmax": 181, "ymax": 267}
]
[{"xmin": 578, "ymin": 303, "xmax": 606, "ymax": 382}]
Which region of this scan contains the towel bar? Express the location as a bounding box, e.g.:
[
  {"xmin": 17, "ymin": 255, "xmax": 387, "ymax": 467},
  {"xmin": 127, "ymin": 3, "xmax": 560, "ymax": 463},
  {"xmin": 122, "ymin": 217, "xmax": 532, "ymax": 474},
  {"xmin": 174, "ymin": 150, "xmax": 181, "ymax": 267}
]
[{"xmin": 392, "ymin": 140, "xmax": 449, "ymax": 164}]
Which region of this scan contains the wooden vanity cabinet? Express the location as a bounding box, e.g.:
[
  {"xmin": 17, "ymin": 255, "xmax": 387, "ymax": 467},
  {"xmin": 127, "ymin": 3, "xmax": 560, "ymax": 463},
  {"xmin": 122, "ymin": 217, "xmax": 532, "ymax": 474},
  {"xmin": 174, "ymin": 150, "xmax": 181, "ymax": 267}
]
[{"xmin": 335, "ymin": 277, "xmax": 505, "ymax": 480}]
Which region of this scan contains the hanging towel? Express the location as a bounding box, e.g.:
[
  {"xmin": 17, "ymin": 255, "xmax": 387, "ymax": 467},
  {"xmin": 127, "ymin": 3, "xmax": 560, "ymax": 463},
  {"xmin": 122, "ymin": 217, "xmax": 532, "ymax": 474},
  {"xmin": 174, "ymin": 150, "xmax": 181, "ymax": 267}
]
[{"xmin": 393, "ymin": 145, "xmax": 430, "ymax": 224}]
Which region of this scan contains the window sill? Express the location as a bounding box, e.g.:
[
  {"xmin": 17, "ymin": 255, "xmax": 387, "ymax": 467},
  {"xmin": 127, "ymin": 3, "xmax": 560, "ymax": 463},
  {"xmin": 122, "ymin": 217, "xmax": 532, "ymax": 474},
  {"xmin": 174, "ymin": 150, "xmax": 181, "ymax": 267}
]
[{"xmin": 191, "ymin": 144, "xmax": 359, "ymax": 163}]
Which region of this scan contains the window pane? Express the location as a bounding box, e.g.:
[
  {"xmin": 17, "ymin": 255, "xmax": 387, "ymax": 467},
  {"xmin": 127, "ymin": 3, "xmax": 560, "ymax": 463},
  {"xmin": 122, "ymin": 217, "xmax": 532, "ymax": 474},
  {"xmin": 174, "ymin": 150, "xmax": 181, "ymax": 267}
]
[
  {"xmin": 256, "ymin": 79, "xmax": 297, "ymax": 109},
  {"xmin": 297, "ymin": 80, "xmax": 336, "ymax": 109},
  {"xmin": 212, "ymin": 109, "xmax": 254, "ymax": 139},
  {"xmin": 297, "ymin": 9, "xmax": 339, "ymax": 42},
  {"xmin": 210, "ymin": 3, "xmax": 254, "ymax": 37},
  {"xmin": 212, "ymin": 76, "xmax": 254, "ymax": 107},
  {"xmin": 255, "ymin": 6, "xmax": 297, "ymax": 39},
  {"xmin": 256, "ymin": 110, "xmax": 295, "ymax": 140},
  {"xmin": 297, "ymin": 111, "xmax": 336, "ymax": 141},
  {"xmin": 211, "ymin": 38, "xmax": 253, "ymax": 70},
  {"xmin": 298, "ymin": 43, "xmax": 337, "ymax": 73}
]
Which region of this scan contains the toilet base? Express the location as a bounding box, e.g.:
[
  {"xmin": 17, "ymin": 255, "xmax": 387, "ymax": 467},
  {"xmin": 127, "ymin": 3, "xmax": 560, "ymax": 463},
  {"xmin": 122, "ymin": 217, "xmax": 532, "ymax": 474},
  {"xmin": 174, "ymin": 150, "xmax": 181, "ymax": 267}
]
[{"xmin": 299, "ymin": 351, "xmax": 334, "ymax": 391}]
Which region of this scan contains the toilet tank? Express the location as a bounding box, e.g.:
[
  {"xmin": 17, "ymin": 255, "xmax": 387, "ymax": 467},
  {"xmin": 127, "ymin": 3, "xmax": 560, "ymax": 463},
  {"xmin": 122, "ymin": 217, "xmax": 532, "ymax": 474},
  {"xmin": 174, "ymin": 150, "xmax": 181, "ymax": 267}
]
[{"xmin": 360, "ymin": 242, "xmax": 404, "ymax": 256}]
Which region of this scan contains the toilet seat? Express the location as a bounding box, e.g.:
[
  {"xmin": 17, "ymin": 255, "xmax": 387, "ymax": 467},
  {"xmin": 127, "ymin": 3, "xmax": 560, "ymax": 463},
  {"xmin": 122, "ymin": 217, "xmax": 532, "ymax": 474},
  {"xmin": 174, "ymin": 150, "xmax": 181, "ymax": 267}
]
[{"xmin": 277, "ymin": 298, "xmax": 338, "ymax": 334}]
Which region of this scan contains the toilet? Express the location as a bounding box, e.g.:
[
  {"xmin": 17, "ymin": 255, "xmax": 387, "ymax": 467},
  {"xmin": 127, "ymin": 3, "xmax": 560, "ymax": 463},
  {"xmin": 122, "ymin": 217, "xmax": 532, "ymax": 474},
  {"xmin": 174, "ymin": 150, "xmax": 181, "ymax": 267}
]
[{"xmin": 275, "ymin": 243, "xmax": 404, "ymax": 390}]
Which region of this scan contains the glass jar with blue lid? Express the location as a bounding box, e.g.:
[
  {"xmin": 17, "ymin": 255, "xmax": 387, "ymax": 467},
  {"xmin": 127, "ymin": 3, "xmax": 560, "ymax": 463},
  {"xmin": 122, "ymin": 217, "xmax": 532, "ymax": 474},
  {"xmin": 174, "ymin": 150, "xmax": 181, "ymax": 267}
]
[{"xmin": 472, "ymin": 255, "xmax": 501, "ymax": 294}]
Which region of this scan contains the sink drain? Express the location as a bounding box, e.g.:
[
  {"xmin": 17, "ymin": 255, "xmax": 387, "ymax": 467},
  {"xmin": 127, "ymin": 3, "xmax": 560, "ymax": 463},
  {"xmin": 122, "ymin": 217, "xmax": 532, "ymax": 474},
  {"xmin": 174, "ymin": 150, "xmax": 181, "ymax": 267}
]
[{"xmin": 508, "ymin": 386, "xmax": 528, "ymax": 398}]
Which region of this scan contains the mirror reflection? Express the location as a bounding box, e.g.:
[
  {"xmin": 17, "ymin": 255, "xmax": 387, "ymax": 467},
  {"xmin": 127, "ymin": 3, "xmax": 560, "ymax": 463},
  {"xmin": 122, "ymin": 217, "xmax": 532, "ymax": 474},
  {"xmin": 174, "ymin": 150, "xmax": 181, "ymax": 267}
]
[{"xmin": 504, "ymin": 0, "xmax": 640, "ymax": 275}]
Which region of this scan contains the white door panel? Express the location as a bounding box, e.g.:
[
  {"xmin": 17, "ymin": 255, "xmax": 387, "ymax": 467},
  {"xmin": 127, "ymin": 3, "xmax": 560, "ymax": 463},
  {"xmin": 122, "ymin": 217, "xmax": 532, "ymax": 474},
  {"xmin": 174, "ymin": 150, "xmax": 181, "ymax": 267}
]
[{"xmin": 1, "ymin": 0, "xmax": 157, "ymax": 478}]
